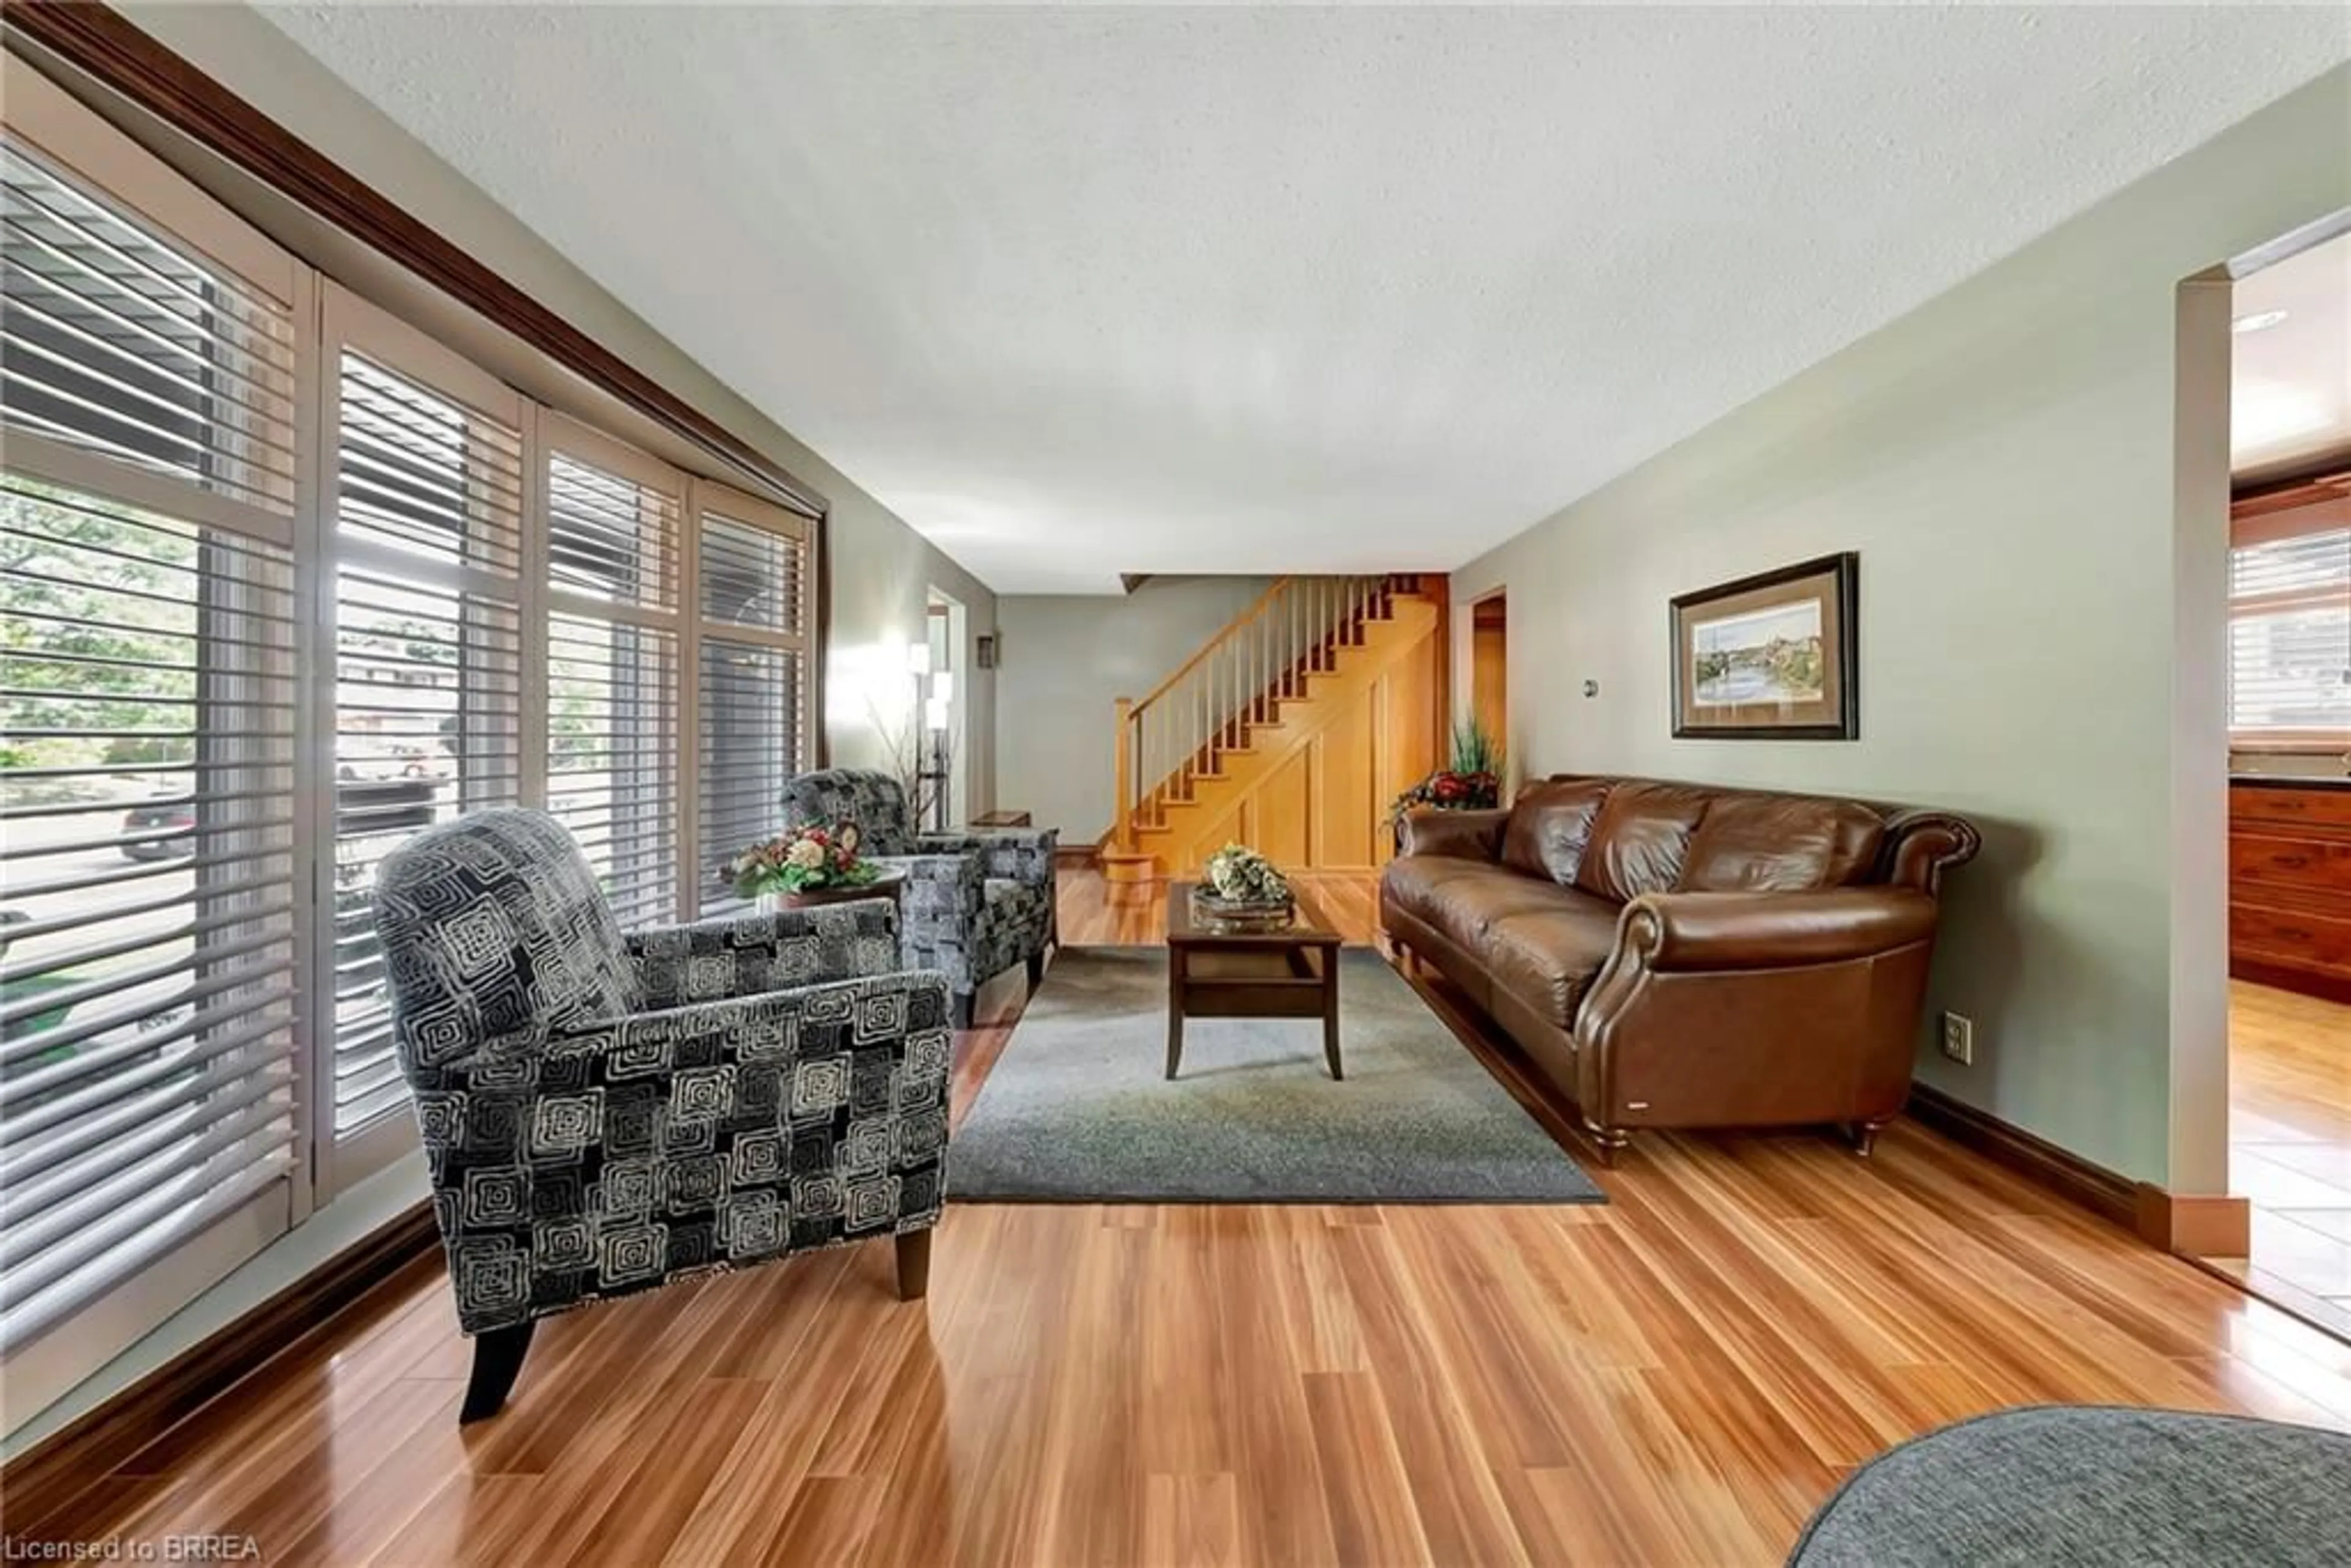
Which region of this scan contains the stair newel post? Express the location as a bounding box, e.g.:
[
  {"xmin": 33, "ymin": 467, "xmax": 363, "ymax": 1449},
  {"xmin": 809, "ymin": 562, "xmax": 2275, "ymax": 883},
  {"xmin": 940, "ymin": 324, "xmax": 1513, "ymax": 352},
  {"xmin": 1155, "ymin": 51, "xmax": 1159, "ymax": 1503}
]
[{"xmin": 1114, "ymin": 696, "xmax": 1134, "ymax": 850}]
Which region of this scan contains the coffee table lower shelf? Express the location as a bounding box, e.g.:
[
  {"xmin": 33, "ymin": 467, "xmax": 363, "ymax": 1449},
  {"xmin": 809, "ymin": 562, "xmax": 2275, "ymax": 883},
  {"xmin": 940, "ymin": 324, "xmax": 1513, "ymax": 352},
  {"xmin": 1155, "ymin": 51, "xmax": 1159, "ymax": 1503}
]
[{"xmin": 1164, "ymin": 882, "xmax": 1343, "ymax": 1081}]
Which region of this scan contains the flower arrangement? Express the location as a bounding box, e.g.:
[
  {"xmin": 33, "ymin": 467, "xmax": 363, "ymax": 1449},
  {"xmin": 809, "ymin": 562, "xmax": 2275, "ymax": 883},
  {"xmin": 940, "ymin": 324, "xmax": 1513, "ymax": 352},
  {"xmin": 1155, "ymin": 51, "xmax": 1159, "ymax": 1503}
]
[
  {"xmin": 1194, "ymin": 842, "xmax": 1294, "ymax": 931},
  {"xmin": 1389, "ymin": 718, "xmax": 1504, "ymax": 822},
  {"xmin": 1202, "ymin": 842, "xmax": 1291, "ymax": 906},
  {"xmin": 727, "ymin": 821, "xmax": 878, "ymax": 899}
]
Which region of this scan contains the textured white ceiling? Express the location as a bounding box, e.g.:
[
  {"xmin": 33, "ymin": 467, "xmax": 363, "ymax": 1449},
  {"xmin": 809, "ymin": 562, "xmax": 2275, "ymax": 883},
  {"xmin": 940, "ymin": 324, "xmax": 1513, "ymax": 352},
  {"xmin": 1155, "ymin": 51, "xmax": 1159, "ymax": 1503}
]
[{"xmin": 260, "ymin": 5, "xmax": 2349, "ymax": 592}]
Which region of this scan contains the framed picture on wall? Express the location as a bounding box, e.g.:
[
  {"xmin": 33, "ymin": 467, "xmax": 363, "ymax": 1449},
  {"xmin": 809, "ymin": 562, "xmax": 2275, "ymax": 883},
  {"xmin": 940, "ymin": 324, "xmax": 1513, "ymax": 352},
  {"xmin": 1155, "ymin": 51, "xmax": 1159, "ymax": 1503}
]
[{"xmin": 1670, "ymin": 552, "xmax": 1859, "ymax": 740}]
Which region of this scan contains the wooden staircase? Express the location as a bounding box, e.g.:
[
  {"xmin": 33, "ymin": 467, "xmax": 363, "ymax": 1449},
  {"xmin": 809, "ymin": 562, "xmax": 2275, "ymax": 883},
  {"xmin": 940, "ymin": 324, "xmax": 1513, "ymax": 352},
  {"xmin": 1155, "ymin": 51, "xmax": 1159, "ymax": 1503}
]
[{"xmin": 1103, "ymin": 574, "xmax": 1445, "ymax": 882}]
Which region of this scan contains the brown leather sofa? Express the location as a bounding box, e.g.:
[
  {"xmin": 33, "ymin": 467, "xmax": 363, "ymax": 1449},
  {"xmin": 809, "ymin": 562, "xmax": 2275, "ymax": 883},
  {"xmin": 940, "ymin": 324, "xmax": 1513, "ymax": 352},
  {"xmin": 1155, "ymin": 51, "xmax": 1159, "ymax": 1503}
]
[{"xmin": 1381, "ymin": 775, "xmax": 1978, "ymax": 1163}]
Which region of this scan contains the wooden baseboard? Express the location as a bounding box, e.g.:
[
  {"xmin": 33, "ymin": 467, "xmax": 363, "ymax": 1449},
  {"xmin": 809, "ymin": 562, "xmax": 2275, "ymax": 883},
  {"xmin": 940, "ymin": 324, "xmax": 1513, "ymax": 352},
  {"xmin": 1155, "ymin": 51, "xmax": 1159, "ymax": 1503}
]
[
  {"xmin": 1, "ymin": 1202, "xmax": 441, "ymax": 1531},
  {"xmin": 1905, "ymin": 1085, "xmax": 2251, "ymax": 1258},
  {"xmin": 1903, "ymin": 1084, "xmax": 2139, "ymax": 1231},
  {"xmin": 2134, "ymin": 1186, "xmax": 2252, "ymax": 1257}
]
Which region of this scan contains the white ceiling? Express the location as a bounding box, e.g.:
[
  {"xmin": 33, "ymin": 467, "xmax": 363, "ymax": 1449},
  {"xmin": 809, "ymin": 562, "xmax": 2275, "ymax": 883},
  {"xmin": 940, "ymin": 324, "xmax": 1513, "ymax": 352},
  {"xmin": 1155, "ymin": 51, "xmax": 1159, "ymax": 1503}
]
[
  {"xmin": 258, "ymin": 6, "xmax": 2350, "ymax": 593},
  {"xmin": 2232, "ymin": 229, "xmax": 2350, "ymax": 481}
]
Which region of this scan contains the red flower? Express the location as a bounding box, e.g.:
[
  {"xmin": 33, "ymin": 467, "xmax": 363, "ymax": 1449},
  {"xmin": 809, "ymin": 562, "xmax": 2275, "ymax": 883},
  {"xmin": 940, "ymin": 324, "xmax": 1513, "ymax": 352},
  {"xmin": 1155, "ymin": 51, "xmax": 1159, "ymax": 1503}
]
[{"xmin": 808, "ymin": 829, "xmax": 830, "ymax": 846}]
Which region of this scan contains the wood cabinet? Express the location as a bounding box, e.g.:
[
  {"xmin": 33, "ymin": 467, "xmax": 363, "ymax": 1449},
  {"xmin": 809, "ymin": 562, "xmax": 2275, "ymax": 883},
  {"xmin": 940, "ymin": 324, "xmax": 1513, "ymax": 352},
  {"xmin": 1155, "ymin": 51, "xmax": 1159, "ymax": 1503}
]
[{"xmin": 2230, "ymin": 781, "xmax": 2351, "ymax": 1001}]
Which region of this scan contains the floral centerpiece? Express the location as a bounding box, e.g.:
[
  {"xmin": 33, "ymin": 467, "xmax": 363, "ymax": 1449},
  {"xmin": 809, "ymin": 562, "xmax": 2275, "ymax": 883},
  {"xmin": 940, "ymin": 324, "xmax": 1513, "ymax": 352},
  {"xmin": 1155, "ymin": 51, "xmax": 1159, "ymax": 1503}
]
[
  {"xmin": 1193, "ymin": 842, "xmax": 1294, "ymax": 931},
  {"xmin": 727, "ymin": 821, "xmax": 879, "ymax": 906},
  {"xmin": 1389, "ymin": 718, "xmax": 1504, "ymax": 823}
]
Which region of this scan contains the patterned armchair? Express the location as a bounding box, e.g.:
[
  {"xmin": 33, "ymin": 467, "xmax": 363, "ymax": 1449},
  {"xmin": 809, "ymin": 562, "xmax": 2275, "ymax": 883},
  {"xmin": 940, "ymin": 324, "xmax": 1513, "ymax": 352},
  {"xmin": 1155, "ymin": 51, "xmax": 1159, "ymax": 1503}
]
[
  {"xmin": 374, "ymin": 809, "xmax": 951, "ymax": 1424},
  {"xmin": 779, "ymin": 769, "xmax": 1057, "ymax": 1027}
]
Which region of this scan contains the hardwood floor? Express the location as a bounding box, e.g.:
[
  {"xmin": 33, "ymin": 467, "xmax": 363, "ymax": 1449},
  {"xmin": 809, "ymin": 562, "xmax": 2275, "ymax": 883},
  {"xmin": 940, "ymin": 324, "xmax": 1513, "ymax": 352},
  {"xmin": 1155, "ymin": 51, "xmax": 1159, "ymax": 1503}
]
[
  {"xmin": 2221, "ymin": 980, "xmax": 2351, "ymax": 1340},
  {"xmin": 17, "ymin": 871, "xmax": 2351, "ymax": 1566}
]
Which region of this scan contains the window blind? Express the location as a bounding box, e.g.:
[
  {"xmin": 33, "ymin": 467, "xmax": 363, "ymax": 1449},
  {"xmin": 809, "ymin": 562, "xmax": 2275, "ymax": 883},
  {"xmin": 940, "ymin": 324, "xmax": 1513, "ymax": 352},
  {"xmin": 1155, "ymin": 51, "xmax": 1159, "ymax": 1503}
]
[
  {"xmin": 2229, "ymin": 522, "xmax": 2351, "ymax": 740},
  {"xmin": 327, "ymin": 348, "xmax": 523, "ymax": 1136},
  {"xmin": 546, "ymin": 440, "xmax": 684, "ymax": 928},
  {"xmin": 1, "ymin": 133, "xmax": 297, "ymax": 516},
  {"xmin": 697, "ymin": 639, "xmax": 804, "ymax": 914},
  {"xmin": 0, "ymin": 475, "xmax": 301, "ymax": 1350},
  {"xmin": 692, "ymin": 493, "xmax": 811, "ymax": 914},
  {"xmin": 699, "ymin": 509, "xmax": 805, "ymax": 635}
]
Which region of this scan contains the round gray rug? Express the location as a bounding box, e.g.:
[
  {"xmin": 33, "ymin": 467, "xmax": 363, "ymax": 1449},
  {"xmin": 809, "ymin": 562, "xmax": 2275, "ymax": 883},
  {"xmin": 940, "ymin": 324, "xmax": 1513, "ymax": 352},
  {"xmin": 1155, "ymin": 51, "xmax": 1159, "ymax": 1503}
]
[
  {"xmin": 1789, "ymin": 1405, "xmax": 2351, "ymax": 1567},
  {"xmin": 950, "ymin": 945, "xmax": 1605, "ymax": 1203}
]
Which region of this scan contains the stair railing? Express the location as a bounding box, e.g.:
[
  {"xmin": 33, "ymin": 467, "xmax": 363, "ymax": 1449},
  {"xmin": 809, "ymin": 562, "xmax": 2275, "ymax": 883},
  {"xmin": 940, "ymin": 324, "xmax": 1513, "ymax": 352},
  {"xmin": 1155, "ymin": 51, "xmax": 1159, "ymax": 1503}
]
[{"xmin": 1111, "ymin": 574, "xmax": 1396, "ymax": 852}]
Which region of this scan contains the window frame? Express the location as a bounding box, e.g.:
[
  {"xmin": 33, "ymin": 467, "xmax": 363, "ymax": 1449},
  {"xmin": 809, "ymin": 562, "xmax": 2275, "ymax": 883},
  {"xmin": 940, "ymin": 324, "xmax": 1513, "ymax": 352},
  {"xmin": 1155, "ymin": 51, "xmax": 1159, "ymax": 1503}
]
[
  {"xmin": 540, "ymin": 410, "xmax": 689, "ymax": 926},
  {"xmin": 686, "ymin": 482, "xmax": 815, "ymax": 917},
  {"xmin": 0, "ymin": 59, "xmax": 321, "ymax": 1424},
  {"xmin": 310, "ymin": 284, "xmax": 535, "ymax": 1199}
]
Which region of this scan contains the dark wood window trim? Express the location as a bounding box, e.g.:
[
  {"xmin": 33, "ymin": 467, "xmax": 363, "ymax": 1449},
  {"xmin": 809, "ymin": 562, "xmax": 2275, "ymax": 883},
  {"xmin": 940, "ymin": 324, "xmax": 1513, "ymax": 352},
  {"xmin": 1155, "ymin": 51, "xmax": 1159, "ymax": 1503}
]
[{"xmin": 1, "ymin": 0, "xmax": 833, "ymax": 762}]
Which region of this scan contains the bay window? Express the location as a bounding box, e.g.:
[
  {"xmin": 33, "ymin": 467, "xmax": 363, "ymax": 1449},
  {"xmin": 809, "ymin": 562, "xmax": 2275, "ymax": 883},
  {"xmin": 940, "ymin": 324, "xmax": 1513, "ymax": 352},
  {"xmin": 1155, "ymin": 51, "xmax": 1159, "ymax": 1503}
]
[{"xmin": 0, "ymin": 61, "xmax": 819, "ymax": 1424}]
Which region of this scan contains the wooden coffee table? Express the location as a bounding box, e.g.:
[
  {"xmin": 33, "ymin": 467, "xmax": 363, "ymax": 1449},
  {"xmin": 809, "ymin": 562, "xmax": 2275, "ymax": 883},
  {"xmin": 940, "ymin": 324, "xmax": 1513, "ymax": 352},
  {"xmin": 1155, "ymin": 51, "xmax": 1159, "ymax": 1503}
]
[{"xmin": 1164, "ymin": 880, "xmax": 1343, "ymax": 1081}]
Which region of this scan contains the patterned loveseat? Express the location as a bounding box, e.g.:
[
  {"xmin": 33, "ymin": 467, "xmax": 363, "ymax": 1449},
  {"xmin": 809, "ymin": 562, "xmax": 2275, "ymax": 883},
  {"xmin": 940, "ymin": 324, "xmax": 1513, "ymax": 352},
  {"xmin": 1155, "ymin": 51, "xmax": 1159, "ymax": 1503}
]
[
  {"xmin": 375, "ymin": 809, "xmax": 951, "ymax": 1422},
  {"xmin": 779, "ymin": 769, "xmax": 1057, "ymax": 1027}
]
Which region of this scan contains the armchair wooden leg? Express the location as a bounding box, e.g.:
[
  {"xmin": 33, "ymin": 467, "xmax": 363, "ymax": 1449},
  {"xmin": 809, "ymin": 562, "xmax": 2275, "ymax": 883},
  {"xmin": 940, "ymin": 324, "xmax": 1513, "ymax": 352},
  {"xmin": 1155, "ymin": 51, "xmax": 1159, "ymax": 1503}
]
[
  {"xmin": 951, "ymin": 991, "xmax": 975, "ymax": 1030},
  {"xmin": 459, "ymin": 1321, "xmax": 536, "ymax": 1424},
  {"xmin": 1582, "ymin": 1120, "xmax": 1630, "ymax": 1169},
  {"xmin": 1026, "ymin": 951, "xmax": 1046, "ymax": 990},
  {"xmin": 1848, "ymin": 1118, "xmax": 1890, "ymax": 1158},
  {"xmin": 894, "ymin": 1229, "xmax": 933, "ymax": 1302}
]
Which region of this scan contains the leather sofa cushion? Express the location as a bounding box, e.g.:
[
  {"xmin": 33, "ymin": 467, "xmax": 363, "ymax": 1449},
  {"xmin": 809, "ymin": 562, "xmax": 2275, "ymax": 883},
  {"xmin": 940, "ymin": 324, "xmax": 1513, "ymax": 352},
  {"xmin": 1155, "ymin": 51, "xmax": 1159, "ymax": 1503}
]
[
  {"xmin": 1679, "ymin": 793, "xmax": 1888, "ymax": 893},
  {"xmin": 1575, "ymin": 782, "xmax": 1714, "ymax": 904},
  {"xmin": 1383, "ymin": 857, "xmax": 1595, "ymax": 955},
  {"xmin": 1486, "ymin": 893, "xmax": 1621, "ymax": 1027},
  {"xmin": 1499, "ymin": 779, "xmax": 1613, "ymax": 885}
]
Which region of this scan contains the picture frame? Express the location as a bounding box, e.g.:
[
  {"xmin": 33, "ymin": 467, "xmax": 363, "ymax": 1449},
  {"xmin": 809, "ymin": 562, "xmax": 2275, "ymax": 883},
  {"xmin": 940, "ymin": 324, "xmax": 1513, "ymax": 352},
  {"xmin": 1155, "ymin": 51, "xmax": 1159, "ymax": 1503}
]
[{"xmin": 1670, "ymin": 552, "xmax": 1859, "ymax": 740}]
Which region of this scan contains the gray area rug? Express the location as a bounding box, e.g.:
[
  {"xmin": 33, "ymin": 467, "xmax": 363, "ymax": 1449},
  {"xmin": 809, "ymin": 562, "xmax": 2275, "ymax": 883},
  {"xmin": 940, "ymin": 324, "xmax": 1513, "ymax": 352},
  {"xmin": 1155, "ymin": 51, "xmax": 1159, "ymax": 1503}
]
[
  {"xmin": 950, "ymin": 946, "xmax": 1605, "ymax": 1202},
  {"xmin": 1788, "ymin": 1405, "xmax": 2351, "ymax": 1567}
]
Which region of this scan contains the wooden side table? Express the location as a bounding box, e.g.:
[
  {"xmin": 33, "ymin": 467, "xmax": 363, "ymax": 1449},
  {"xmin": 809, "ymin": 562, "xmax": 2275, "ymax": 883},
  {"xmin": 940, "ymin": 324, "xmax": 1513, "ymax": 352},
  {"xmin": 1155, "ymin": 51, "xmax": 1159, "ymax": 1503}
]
[
  {"xmin": 770, "ymin": 869, "xmax": 906, "ymax": 912},
  {"xmin": 1163, "ymin": 881, "xmax": 1343, "ymax": 1081}
]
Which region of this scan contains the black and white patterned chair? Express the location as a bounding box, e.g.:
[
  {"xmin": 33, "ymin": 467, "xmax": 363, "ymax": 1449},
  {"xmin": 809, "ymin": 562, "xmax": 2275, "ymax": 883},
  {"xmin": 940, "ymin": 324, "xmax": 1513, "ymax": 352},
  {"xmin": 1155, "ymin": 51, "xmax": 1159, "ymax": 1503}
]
[
  {"xmin": 374, "ymin": 809, "xmax": 951, "ymax": 1423},
  {"xmin": 779, "ymin": 768, "xmax": 1057, "ymax": 1027}
]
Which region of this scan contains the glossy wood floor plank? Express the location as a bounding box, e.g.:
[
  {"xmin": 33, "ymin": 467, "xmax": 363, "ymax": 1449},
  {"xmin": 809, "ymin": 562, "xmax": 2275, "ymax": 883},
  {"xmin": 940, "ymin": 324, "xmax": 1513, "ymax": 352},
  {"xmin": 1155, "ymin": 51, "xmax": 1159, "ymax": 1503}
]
[{"xmin": 17, "ymin": 868, "xmax": 2350, "ymax": 1567}]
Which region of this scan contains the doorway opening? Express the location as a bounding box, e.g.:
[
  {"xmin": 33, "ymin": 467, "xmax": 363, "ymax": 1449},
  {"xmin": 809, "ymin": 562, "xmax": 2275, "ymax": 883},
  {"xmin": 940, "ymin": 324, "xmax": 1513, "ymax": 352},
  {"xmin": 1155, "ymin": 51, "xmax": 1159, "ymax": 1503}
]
[
  {"xmin": 926, "ymin": 588, "xmax": 970, "ymax": 830},
  {"xmin": 2216, "ymin": 222, "xmax": 2351, "ymax": 1336},
  {"xmin": 1471, "ymin": 591, "xmax": 1508, "ymax": 765}
]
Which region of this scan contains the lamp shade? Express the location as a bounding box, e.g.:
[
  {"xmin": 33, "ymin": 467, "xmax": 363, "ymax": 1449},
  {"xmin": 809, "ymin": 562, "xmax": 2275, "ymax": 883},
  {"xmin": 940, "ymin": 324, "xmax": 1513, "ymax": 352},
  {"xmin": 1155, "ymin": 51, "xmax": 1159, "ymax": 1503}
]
[
  {"xmin": 906, "ymin": 641, "xmax": 933, "ymax": 676},
  {"xmin": 924, "ymin": 696, "xmax": 951, "ymax": 731},
  {"xmin": 930, "ymin": 670, "xmax": 954, "ymax": 704}
]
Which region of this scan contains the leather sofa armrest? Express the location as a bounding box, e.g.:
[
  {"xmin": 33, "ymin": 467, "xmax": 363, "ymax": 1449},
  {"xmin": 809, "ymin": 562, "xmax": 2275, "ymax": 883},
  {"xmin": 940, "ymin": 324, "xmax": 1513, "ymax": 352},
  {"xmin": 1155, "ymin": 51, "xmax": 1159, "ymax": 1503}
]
[
  {"xmin": 1397, "ymin": 806, "xmax": 1509, "ymax": 860},
  {"xmin": 1881, "ymin": 810, "xmax": 1981, "ymax": 895},
  {"xmin": 1615, "ymin": 888, "xmax": 1938, "ymax": 973}
]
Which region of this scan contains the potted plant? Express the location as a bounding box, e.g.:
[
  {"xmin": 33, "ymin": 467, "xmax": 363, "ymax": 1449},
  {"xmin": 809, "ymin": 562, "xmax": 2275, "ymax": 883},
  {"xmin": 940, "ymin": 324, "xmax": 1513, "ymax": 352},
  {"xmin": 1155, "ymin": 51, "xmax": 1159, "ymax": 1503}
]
[
  {"xmin": 1389, "ymin": 718, "xmax": 1504, "ymax": 824},
  {"xmin": 726, "ymin": 821, "xmax": 883, "ymax": 910},
  {"xmin": 1192, "ymin": 842, "xmax": 1295, "ymax": 931}
]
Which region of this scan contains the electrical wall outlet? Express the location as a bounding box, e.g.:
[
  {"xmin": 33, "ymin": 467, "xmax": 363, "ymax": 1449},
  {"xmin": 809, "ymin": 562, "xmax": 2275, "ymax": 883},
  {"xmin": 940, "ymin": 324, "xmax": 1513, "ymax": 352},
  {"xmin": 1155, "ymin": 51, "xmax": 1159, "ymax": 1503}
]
[{"xmin": 1940, "ymin": 1011, "xmax": 1975, "ymax": 1065}]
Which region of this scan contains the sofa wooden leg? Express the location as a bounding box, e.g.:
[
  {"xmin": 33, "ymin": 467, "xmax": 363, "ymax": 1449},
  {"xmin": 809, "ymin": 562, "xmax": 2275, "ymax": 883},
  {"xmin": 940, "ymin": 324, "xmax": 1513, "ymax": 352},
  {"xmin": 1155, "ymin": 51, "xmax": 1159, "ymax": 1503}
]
[
  {"xmin": 951, "ymin": 991, "xmax": 975, "ymax": 1030},
  {"xmin": 459, "ymin": 1321, "xmax": 535, "ymax": 1424},
  {"xmin": 1026, "ymin": 951, "xmax": 1046, "ymax": 990},
  {"xmin": 1583, "ymin": 1121, "xmax": 1630, "ymax": 1169},
  {"xmin": 1849, "ymin": 1119, "xmax": 1890, "ymax": 1158},
  {"xmin": 895, "ymin": 1229, "xmax": 933, "ymax": 1302}
]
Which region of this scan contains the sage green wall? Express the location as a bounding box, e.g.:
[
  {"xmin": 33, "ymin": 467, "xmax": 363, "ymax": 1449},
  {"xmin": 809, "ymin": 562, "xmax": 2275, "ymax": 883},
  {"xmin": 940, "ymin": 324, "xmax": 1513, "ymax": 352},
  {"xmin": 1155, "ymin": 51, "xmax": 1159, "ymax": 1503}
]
[
  {"xmin": 120, "ymin": 3, "xmax": 997, "ymax": 805},
  {"xmin": 1452, "ymin": 67, "xmax": 2351, "ymax": 1187}
]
